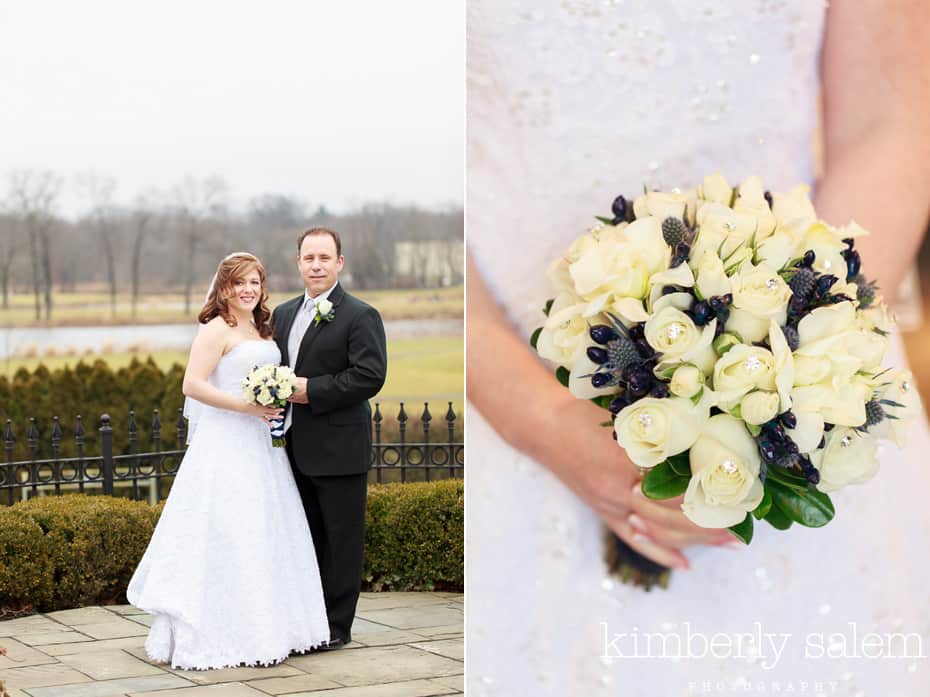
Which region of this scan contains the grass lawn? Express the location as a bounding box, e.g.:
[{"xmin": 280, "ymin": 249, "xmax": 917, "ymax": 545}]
[
  {"xmin": 0, "ymin": 286, "xmax": 463, "ymax": 326},
  {"xmin": 0, "ymin": 336, "xmax": 463, "ymax": 409}
]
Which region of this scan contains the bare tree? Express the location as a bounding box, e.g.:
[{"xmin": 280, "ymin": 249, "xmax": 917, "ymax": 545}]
[
  {"xmin": 129, "ymin": 191, "xmax": 164, "ymax": 318},
  {"xmin": 173, "ymin": 175, "xmax": 228, "ymax": 314},
  {"xmin": 0, "ymin": 211, "xmax": 21, "ymax": 309},
  {"xmin": 7, "ymin": 170, "xmax": 60, "ymax": 320},
  {"xmin": 77, "ymin": 173, "xmax": 119, "ymax": 316}
]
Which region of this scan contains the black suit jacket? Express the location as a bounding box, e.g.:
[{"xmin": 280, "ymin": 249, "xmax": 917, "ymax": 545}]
[{"xmin": 272, "ymin": 283, "xmax": 387, "ymax": 476}]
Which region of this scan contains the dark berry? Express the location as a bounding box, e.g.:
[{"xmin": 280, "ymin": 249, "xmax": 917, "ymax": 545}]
[
  {"xmin": 806, "ymin": 469, "xmax": 821, "ymax": 485},
  {"xmin": 815, "ymin": 274, "xmax": 838, "ymax": 297},
  {"xmin": 627, "ymin": 371, "xmax": 652, "ymax": 397},
  {"xmin": 708, "ymin": 295, "xmax": 726, "ymax": 311},
  {"xmin": 650, "ymin": 382, "xmax": 670, "ymax": 398},
  {"xmin": 802, "ymin": 250, "xmax": 816, "ymax": 267},
  {"xmin": 779, "ymin": 411, "xmax": 797, "ymax": 430},
  {"xmin": 611, "ymin": 195, "xmax": 628, "ymax": 220},
  {"xmin": 844, "ymin": 250, "xmax": 861, "ymax": 280},
  {"xmin": 675, "ymin": 241, "xmax": 691, "ymax": 259},
  {"xmin": 693, "ymin": 301, "xmax": 712, "ymax": 326},
  {"xmin": 591, "ymin": 372, "xmax": 611, "ymax": 389},
  {"xmin": 634, "ymin": 338, "xmax": 655, "ymax": 358},
  {"xmin": 759, "ymin": 441, "xmax": 776, "ymax": 462},
  {"xmin": 590, "ymin": 325, "xmax": 616, "ymax": 345},
  {"xmin": 608, "ymin": 397, "xmax": 629, "ymax": 414},
  {"xmin": 587, "ymin": 346, "xmax": 609, "ymax": 365},
  {"xmin": 764, "ymin": 190, "xmax": 774, "ymax": 209},
  {"xmin": 714, "ymin": 306, "xmax": 730, "ymax": 324},
  {"xmin": 843, "ymin": 237, "xmax": 855, "ymax": 250}
]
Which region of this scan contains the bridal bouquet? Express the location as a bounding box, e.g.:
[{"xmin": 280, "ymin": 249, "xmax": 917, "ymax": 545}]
[
  {"xmin": 533, "ymin": 174, "xmax": 918, "ymax": 585},
  {"xmin": 242, "ymin": 364, "xmax": 298, "ymax": 447}
]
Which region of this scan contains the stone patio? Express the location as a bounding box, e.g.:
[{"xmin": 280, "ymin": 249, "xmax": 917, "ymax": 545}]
[{"xmin": 0, "ymin": 592, "xmax": 463, "ymax": 697}]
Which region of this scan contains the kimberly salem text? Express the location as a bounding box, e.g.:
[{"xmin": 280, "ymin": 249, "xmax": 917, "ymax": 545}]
[{"xmin": 600, "ymin": 621, "xmax": 926, "ymax": 670}]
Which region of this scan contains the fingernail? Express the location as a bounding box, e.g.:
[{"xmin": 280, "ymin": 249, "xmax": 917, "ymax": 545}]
[
  {"xmin": 631, "ymin": 532, "xmax": 652, "ymax": 545},
  {"xmin": 719, "ymin": 540, "xmax": 744, "ymax": 549},
  {"xmin": 627, "ymin": 513, "xmax": 648, "ymax": 533},
  {"xmin": 631, "ymin": 484, "xmax": 644, "ymax": 498}
]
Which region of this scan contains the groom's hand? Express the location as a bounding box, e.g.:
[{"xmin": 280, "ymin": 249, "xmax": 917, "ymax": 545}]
[{"xmin": 288, "ymin": 377, "xmax": 309, "ymax": 404}]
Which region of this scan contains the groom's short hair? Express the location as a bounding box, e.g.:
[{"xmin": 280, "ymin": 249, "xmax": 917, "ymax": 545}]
[{"xmin": 297, "ymin": 227, "xmax": 342, "ymax": 257}]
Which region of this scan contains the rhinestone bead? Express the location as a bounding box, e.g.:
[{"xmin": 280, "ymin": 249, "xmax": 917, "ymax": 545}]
[
  {"xmin": 667, "ymin": 323, "xmax": 684, "ymax": 340},
  {"xmin": 841, "ymin": 435, "xmax": 852, "ymax": 447},
  {"xmin": 721, "ymin": 459, "xmax": 737, "ymax": 474},
  {"xmin": 765, "ymin": 278, "xmax": 778, "ymax": 290},
  {"xmin": 744, "ymin": 357, "xmax": 762, "ymax": 372},
  {"xmin": 638, "ymin": 413, "xmax": 653, "ymax": 427}
]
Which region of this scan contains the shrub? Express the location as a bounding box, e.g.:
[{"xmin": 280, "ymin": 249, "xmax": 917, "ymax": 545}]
[
  {"xmin": 0, "ymin": 480, "xmax": 462, "ymax": 613},
  {"xmin": 364, "ymin": 479, "xmax": 464, "ymax": 591}
]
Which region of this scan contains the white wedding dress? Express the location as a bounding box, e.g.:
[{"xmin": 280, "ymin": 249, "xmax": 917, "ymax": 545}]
[
  {"xmin": 467, "ymin": 2, "xmax": 930, "ymax": 695},
  {"xmin": 127, "ymin": 339, "xmax": 329, "ymax": 669}
]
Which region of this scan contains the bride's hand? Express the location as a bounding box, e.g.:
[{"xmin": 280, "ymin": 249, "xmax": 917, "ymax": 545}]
[
  {"xmin": 545, "ymin": 399, "xmax": 735, "ymax": 570},
  {"xmin": 242, "ymin": 403, "xmax": 284, "ymax": 425}
]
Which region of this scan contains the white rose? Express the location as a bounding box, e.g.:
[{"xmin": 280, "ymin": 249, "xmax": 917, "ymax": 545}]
[
  {"xmin": 712, "ymin": 344, "xmax": 777, "ymax": 406},
  {"xmin": 754, "ymin": 220, "xmax": 805, "ymax": 271},
  {"xmin": 699, "ymin": 173, "xmax": 732, "ymax": 205},
  {"xmin": 546, "ymin": 226, "xmax": 605, "ymax": 292},
  {"xmin": 694, "ymin": 203, "xmax": 757, "ymax": 259},
  {"xmin": 633, "ymin": 189, "xmax": 696, "ymax": 224},
  {"xmin": 740, "ymin": 390, "xmax": 780, "ymax": 425},
  {"xmin": 771, "ymin": 184, "xmax": 817, "ymax": 228},
  {"xmin": 670, "ymin": 364, "xmax": 704, "ymax": 399},
  {"xmin": 615, "ymin": 397, "xmax": 708, "ymax": 469},
  {"xmin": 786, "ymin": 409, "xmax": 825, "ymax": 454},
  {"xmin": 768, "ymin": 319, "xmax": 794, "ymax": 411},
  {"xmin": 732, "ymin": 176, "xmax": 776, "ymax": 239},
  {"xmin": 801, "ymin": 222, "xmax": 847, "ymax": 277},
  {"xmin": 846, "ymin": 326, "xmax": 888, "ymax": 371},
  {"xmin": 692, "ymin": 251, "xmax": 731, "ymax": 300},
  {"xmin": 644, "ymin": 306, "xmax": 702, "ymax": 359},
  {"xmin": 791, "ymin": 382, "xmax": 870, "ymax": 427},
  {"xmin": 792, "ymin": 355, "xmax": 832, "ymax": 386},
  {"xmin": 257, "ymin": 387, "xmax": 273, "ymax": 406},
  {"xmin": 797, "ymin": 301, "xmax": 858, "ymax": 352},
  {"xmin": 683, "ymin": 414, "xmax": 765, "ymax": 528},
  {"xmin": 860, "ymin": 302, "xmax": 896, "ymax": 334},
  {"xmin": 535, "ymin": 292, "xmax": 590, "ymax": 368},
  {"xmin": 812, "ymin": 427, "xmax": 879, "ymax": 493},
  {"xmin": 726, "ymin": 264, "xmax": 791, "ymax": 343},
  {"xmin": 317, "ymin": 299, "xmax": 333, "ymax": 316}
]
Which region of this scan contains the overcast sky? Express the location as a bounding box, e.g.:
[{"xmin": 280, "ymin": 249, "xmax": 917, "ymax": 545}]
[{"xmin": 0, "ymin": 0, "xmax": 463, "ymax": 219}]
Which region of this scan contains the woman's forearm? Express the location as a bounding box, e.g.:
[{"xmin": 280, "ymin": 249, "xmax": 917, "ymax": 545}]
[
  {"xmin": 182, "ymin": 377, "xmax": 246, "ymax": 414},
  {"xmin": 813, "ymin": 126, "xmax": 930, "ymax": 301},
  {"xmin": 466, "ymin": 255, "xmax": 609, "ymax": 469}
]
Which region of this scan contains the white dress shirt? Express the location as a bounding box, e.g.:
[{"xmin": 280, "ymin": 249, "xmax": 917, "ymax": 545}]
[{"xmin": 284, "ymin": 283, "xmax": 336, "ymax": 433}]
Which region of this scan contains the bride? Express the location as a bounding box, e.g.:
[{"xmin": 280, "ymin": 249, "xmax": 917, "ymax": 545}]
[
  {"xmin": 128, "ymin": 252, "xmax": 329, "ymax": 669},
  {"xmin": 467, "ymin": 1, "xmax": 930, "ymax": 695}
]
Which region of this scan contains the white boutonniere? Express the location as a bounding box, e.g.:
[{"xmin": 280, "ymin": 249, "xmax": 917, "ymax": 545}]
[{"xmin": 313, "ymin": 298, "xmax": 336, "ymax": 326}]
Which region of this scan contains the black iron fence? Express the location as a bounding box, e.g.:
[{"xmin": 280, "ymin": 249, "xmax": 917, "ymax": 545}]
[{"xmin": 1, "ymin": 401, "xmax": 463, "ymax": 505}]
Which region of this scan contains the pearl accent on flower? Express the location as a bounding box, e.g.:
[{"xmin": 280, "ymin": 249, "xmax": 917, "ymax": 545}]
[
  {"xmin": 823, "ymin": 259, "xmax": 832, "ymax": 270},
  {"xmin": 902, "ymin": 380, "xmax": 911, "ymax": 392},
  {"xmin": 638, "ymin": 413, "xmax": 653, "ymax": 427},
  {"xmin": 841, "ymin": 435, "xmax": 852, "ymax": 448},
  {"xmin": 744, "ymin": 356, "xmax": 762, "ymax": 372},
  {"xmin": 765, "ymin": 277, "xmax": 779, "ymax": 290},
  {"xmin": 667, "ymin": 323, "xmax": 685, "ymax": 340},
  {"xmin": 724, "ymin": 221, "xmax": 735, "ymax": 231},
  {"xmin": 721, "ymin": 459, "xmax": 738, "ymax": 474}
]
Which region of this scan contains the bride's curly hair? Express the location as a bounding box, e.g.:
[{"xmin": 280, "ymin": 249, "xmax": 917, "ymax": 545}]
[{"xmin": 197, "ymin": 253, "xmax": 273, "ymax": 338}]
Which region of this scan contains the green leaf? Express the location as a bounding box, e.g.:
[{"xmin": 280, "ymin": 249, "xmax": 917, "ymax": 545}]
[
  {"xmin": 752, "ymin": 486, "xmax": 773, "ymax": 520},
  {"xmin": 763, "ymin": 500, "xmax": 793, "ymax": 530},
  {"xmin": 595, "ymin": 215, "xmax": 615, "ymax": 225},
  {"xmin": 543, "ymin": 299, "xmax": 554, "ymax": 316},
  {"xmin": 768, "ymin": 481, "xmax": 835, "ymax": 528},
  {"xmin": 641, "ymin": 460, "xmax": 690, "ymax": 500},
  {"xmin": 765, "ymin": 463, "xmax": 810, "ymax": 492},
  {"xmin": 555, "ymin": 366, "xmax": 570, "ymax": 388},
  {"xmin": 530, "ymin": 327, "xmax": 542, "ymax": 350},
  {"xmin": 728, "ymin": 513, "xmax": 753, "ymax": 545},
  {"xmin": 666, "ymin": 452, "xmax": 691, "ymax": 478},
  {"xmin": 590, "ymin": 394, "xmax": 616, "ymax": 410}
]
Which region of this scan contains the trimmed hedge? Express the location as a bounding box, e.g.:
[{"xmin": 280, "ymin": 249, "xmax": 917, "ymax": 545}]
[
  {"xmin": 0, "ymin": 480, "xmax": 462, "ymax": 613},
  {"xmin": 364, "ymin": 480, "xmax": 464, "ymax": 591}
]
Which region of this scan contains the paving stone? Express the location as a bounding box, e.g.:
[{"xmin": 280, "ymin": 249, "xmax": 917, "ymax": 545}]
[
  {"xmin": 350, "ymin": 618, "xmax": 396, "ymax": 634},
  {"xmin": 11, "ymin": 630, "xmax": 92, "ymax": 646},
  {"xmin": 427, "ymin": 674, "xmax": 464, "ymax": 692},
  {"xmin": 350, "ymin": 630, "xmax": 431, "ymax": 648},
  {"xmin": 129, "ymin": 683, "xmax": 268, "ymax": 696},
  {"xmin": 74, "ymin": 619, "xmax": 150, "ymax": 640},
  {"xmin": 287, "ymin": 645, "xmax": 461, "ymax": 687},
  {"xmin": 355, "ymin": 595, "xmax": 451, "ymax": 613},
  {"xmin": 44, "ymin": 636, "xmax": 147, "ymax": 657},
  {"xmin": 357, "ymin": 606, "xmax": 462, "ymax": 631},
  {"xmin": 127, "ymin": 614, "xmax": 154, "ymax": 627},
  {"xmin": 0, "ymin": 617, "xmax": 63, "ymax": 638},
  {"xmin": 27, "ymin": 673, "xmax": 193, "ymax": 696},
  {"xmin": 405, "ymin": 626, "xmax": 462, "ymax": 639},
  {"xmin": 107, "ymin": 605, "xmax": 147, "ymax": 616},
  {"xmin": 283, "ymin": 678, "xmax": 460, "ymax": 697},
  {"xmin": 0, "ymin": 638, "xmax": 59, "ymax": 669},
  {"xmin": 408, "ymin": 639, "xmax": 463, "ymax": 662},
  {"xmin": 243, "ymin": 673, "xmax": 343, "ymax": 694},
  {"xmin": 170, "ymin": 664, "xmax": 304, "ymax": 686},
  {"xmin": 0, "ymin": 662, "xmax": 93, "ymax": 689},
  {"xmin": 46, "ymin": 607, "xmax": 120, "ymax": 627},
  {"xmin": 57, "ymin": 649, "xmax": 167, "ymax": 680}
]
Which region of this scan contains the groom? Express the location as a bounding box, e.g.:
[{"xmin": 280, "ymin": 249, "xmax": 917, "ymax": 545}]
[{"xmin": 273, "ymin": 227, "xmax": 387, "ymax": 650}]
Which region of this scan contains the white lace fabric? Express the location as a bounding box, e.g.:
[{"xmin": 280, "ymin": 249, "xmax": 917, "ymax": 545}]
[
  {"xmin": 467, "ymin": 2, "xmax": 930, "ymax": 695},
  {"xmin": 128, "ymin": 340, "xmax": 329, "ymax": 670}
]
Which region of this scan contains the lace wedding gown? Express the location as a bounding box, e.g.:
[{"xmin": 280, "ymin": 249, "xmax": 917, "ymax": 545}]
[
  {"xmin": 467, "ymin": 2, "xmax": 930, "ymax": 695},
  {"xmin": 127, "ymin": 340, "xmax": 329, "ymax": 669}
]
